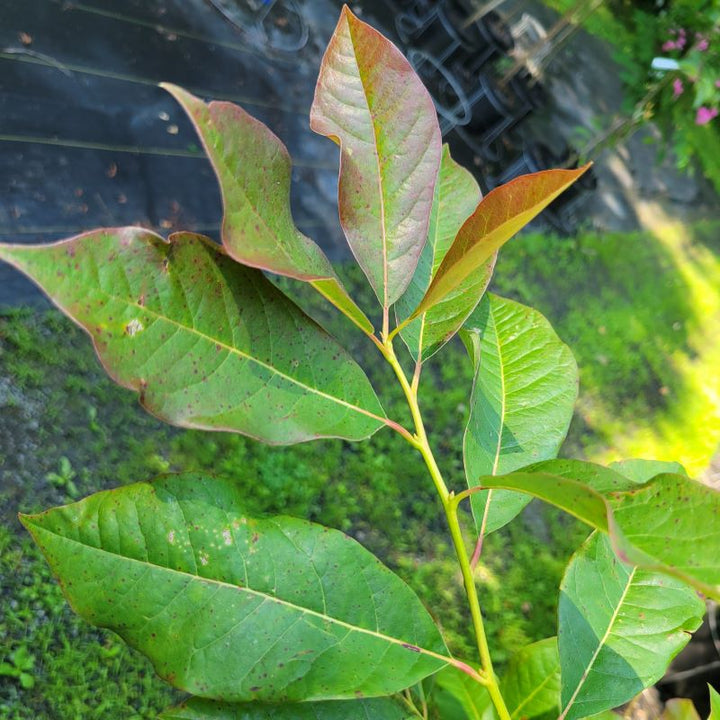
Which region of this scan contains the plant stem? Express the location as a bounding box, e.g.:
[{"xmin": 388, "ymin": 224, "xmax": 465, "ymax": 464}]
[
  {"xmin": 400, "ymin": 689, "xmax": 424, "ymax": 718},
  {"xmin": 379, "ymin": 339, "xmax": 512, "ymax": 720}
]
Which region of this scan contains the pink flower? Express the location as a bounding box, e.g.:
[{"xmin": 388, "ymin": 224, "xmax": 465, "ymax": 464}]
[
  {"xmin": 662, "ymin": 40, "xmax": 677, "ymax": 51},
  {"xmin": 673, "ymin": 78, "xmax": 684, "ymax": 97},
  {"xmin": 697, "ymin": 38, "xmax": 709, "ymax": 51},
  {"xmin": 715, "ymin": 79, "xmax": 720, "ymax": 88},
  {"xmin": 676, "ymin": 36, "xmax": 687, "ymax": 49},
  {"xmin": 696, "ymin": 106, "xmax": 718, "ymax": 125}
]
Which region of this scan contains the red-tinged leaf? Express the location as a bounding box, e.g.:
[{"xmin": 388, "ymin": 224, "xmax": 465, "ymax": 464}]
[
  {"xmin": 409, "ymin": 166, "xmax": 591, "ymax": 320},
  {"xmin": 310, "ymin": 6, "xmax": 442, "ymax": 310},
  {"xmin": 396, "ymin": 145, "xmax": 493, "ymax": 361},
  {"xmin": 0, "ymin": 230, "xmax": 386, "ymax": 444},
  {"xmin": 162, "ymin": 84, "xmax": 373, "ymax": 335}
]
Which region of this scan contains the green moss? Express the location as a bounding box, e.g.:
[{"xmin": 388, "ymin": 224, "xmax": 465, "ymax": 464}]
[
  {"xmin": 0, "ymin": 525, "xmax": 177, "ymax": 719},
  {"xmin": 493, "ymin": 228, "xmax": 693, "ymax": 411}
]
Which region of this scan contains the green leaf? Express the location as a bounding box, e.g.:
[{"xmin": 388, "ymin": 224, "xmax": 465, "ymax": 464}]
[
  {"xmin": 409, "ymin": 166, "xmax": 592, "ymax": 320},
  {"xmin": 522, "ymin": 459, "xmax": 642, "ymax": 495},
  {"xmin": 461, "ymin": 295, "xmax": 578, "ymax": 534},
  {"xmin": 21, "ymin": 474, "xmax": 449, "ymax": 702},
  {"xmin": 708, "ymin": 685, "xmax": 720, "ymax": 720},
  {"xmin": 501, "ymin": 638, "xmax": 560, "ymax": 720},
  {"xmin": 395, "ymin": 145, "xmax": 489, "ymax": 361},
  {"xmin": 662, "ymin": 699, "xmax": 702, "ymax": 720},
  {"xmin": 0, "ymin": 230, "xmax": 386, "ymax": 444},
  {"xmin": 474, "ymin": 462, "xmax": 720, "ymax": 599},
  {"xmin": 608, "ymin": 459, "xmax": 687, "ymax": 483},
  {"xmin": 429, "ymin": 666, "xmax": 493, "ymax": 720},
  {"xmin": 473, "ymin": 471, "xmax": 610, "ymax": 532},
  {"xmin": 161, "ymin": 84, "xmax": 373, "ymax": 335},
  {"xmin": 581, "ymin": 711, "xmax": 621, "ymax": 720},
  {"xmin": 160, "ymin": 697, "xmax": 413, "ymax": 719},
  {"xmin": 587, "ymin": 710, "xmax": 623, "ymax": 720},
  {"xmin": 558, "ymin": 533, "xmax": 704, "ymax": 720},
  {"xmin": 609, "ymin": 472, "xmax": 720, "ymax": 598},
  {"xmin": 310, "ymin": 6, "xmax": 442, "ymax": 309}
]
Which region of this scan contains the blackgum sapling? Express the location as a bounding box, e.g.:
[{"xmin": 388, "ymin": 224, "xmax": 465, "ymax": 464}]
[{"xmin": 1, "ymin": 7, "xmax": 718, "ymax": 720}]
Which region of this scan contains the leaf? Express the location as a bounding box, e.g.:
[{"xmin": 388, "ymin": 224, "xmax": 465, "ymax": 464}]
[
  {"xmin": 581, "ymin": 712, "xmax": 621, "ymax": 720},
  {"xmin": 662, "ymin": 700, "xmax": 702, "ymax": 720},
  {"xmin": 473, "ymin": 471, "xmax": 610, "ymax": 533},
  {"xmin": 558, "ymin": 532, "xmax": 703, "ymax": 720},
  {"xmin": 609, "ymin": 473, "xmax": 720, "ymax": 599},
  {"xmin": 160, "ymin": 697, "xmax": 413, "ymax": 719},
  {"xmin": 310, "ymin": 6, "xmax": 442, "ymax": 309},
  {"xmin": 0, "ymin": 230, "xmax": 386, "ymax": 444},
  {"xmin": 501, "ymin": 638, "xmax": 560, "ymax": 720},
  {"xmin": 474, "ymin": 462, "xmax": 720, "ymax": 599},
  {"xmin": 521, "ymin": 459, "xmax": 643, "ymax": 495},
  {"xmin": 709, "ymin": 685, "xmax": 720, "ymax": 720},
  {"xmin": 608, "ymin": 459, "xmax": 687, "ymax": 483},
  {"xmin": 395, "ymin": 145, "xmax": 490, "ymax": 361},
  {"xmin": 461, "ymin": 295, "xmax": 578, "ymax": 534},
  {"xmin": 429, "ymin": 666, "xmax": 493, "ymax": 720},
  {"xmin": 409, "ymin": 167, "xmax": 592, "ymax": 320},
  {"xmin": 21, "ymin": 474, "xmax": 449, "ymax": 702},
  {"xmin": 161, "ymin": 84, "xmax": 373, "ymax": 335}
]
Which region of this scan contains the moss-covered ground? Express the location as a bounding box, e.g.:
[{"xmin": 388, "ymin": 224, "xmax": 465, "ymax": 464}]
[{"xmin": 1, "ymin": 219, "xmax": 718, "ymax": 717}]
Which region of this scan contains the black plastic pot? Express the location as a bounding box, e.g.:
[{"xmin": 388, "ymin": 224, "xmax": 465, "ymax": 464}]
[
  {"xmin": 397, "ymin": 0, "xmax": 514, "ymax": 68},
  {"xmin": 408, "ymin": 49, "xmax": 474, "ymax": 129},
  {"xmin": 443, "ymin": 73, "xmax": 529, "ymax": 162},
  {"xmin": 395, "ymin": 1, "xmax": 438, "ymax": 44},
  {"xmin": 467, "ymin": 11, "xmax": 515, "ymax": 72},
  {"xmin": 495, "ymin": 141, "xmax": 558, "ymax": 185},
  {"xmin": 508, "ymin": 68, "xmax": 547, "ymax": 112},
  {"xmin": 465, "ymin": 73, "xmax": 519, "ymax": 134}
]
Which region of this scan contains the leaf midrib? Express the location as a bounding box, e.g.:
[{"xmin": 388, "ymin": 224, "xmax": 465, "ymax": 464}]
[
  {"xmin": 560, "ymin": 566, "xmax": 636, "ymax": 720},
  {"xmin": 509, "ymin": 656, "xmax": 559, "ymax": 719},
  {"xmin": 30, "ymin": 521, "xmax": 451, "ymax": 667},
  {"xmin": 93, "ymin": 284, "xmax": 386, "ymax": 426},
  {"xmin": 479, "ymin": 301, "xmax": 506, "ymax": 532},
  {"xmin": 346, "ymin": 17, "xmax": 389, "ymax": 311}
]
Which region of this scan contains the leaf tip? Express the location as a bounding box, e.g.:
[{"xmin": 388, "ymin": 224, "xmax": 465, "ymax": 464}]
[
  {"xmin": 17, "ymin": 512, "xmax": 36, "ymax": 533},
  {"xmin": 339, "ymin": 3, "xmax": 354, "ymax": 21},
  {"xmin": 160, "ymin": 82, "xmax": 193, "ymax": 107}
]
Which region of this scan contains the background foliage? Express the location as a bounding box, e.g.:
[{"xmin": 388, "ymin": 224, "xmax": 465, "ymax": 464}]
[{"xmin": 546, "ymin": 0, "xmax": 720, "ymax": 191}]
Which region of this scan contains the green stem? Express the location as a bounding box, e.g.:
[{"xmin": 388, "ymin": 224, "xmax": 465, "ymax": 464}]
[
  {"xmin": 400, "ymin": 689, "xmax": 424, "ymax": 718},
  {"xmin": 379, "ymin": 339, "xmax": 512, "ymax": 720}
]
